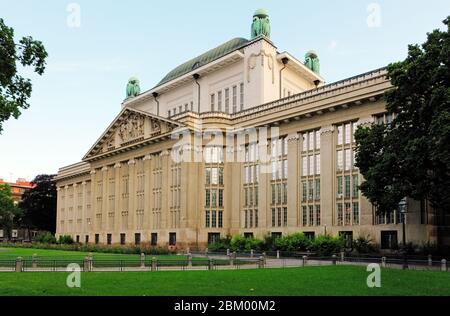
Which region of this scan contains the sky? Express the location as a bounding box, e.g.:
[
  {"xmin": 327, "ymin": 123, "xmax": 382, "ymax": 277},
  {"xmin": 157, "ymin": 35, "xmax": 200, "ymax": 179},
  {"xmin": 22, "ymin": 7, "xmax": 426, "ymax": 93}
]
[{"xmin": 0, "ymin": 0, "xmax": 448, "ymax": 182}]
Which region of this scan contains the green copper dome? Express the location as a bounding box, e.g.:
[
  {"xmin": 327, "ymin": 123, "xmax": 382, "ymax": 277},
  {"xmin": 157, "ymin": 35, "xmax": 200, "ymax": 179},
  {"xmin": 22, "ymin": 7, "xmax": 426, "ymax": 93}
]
[
  {"xmin": 253, "ymin": 8, "xmax": 269, "ymax": 18},
  {"xmin": 157, "ymin": 37, "xmax": 249, "ymax": 86}
]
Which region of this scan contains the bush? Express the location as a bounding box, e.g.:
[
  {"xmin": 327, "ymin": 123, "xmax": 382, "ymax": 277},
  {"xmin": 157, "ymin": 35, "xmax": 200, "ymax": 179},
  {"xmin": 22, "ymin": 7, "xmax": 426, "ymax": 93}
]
[
  {"xmin": 58, "ymin": 235, "xmax": 75, "ymax": 245},
  {"xmin": 274, "ymin": 233, "xmax": 312, "ymax": 252},
  {"xmin": 208, "ymin": 236, "xmax": 231, "ymax": 252},
  {"xmin": 229, "ymin": 235, "xmax": 264, "ymax": 252},
  {"xmin": 353, "ymin": 236, "xmax": 377, "ymax": 254},
  {"xmin": 33, "ymin": 232, "xmax": 57, "ymax": 244},
  {"xmin": 310, "ymin": 235, "xmax": 345, "ymax": 256}
]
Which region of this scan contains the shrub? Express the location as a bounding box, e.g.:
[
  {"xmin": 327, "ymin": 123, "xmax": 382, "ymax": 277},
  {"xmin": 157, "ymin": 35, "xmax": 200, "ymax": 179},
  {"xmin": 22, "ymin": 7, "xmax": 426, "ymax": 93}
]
[
  {"xmin": 58, "ymin": 235, "xmax": 75, "ymax": 245},
  {"xmin": 209, "ymin": 237, "xmax": 231, "ymax": 252},
  {"xmin": 34, "ymin": 232, "xmax": 57, "ymax": 244},
  {"xmin": 229, "ymin": 235, "xmax": 264, "ymax": 252},
  {"xmin": 310, "ymin": 235, "xmax": 345, "ymax": 256},
  {"xmin": 274, "ymin": 233, "xmax": 312, "ymax": 252},
  {"xmin": 353, "ymin": 236, "xmax": 377, "ymax": 254}
]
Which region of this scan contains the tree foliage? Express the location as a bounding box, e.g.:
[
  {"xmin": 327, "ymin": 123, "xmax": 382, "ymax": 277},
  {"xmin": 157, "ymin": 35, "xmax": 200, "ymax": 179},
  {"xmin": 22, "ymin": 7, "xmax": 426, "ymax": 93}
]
[
  {"xmin": 355, "ymin": 16, "xmax": 450, "ymax": 215},
  {"xmin": 0, "ymin": 184, "xmax": 22, "ymax": 237},
  {"xmin": 0, "ymin": 18, "xmax": 48, "ymax": 133},
  {"xmin": 19, "ymin": 174, "xmax": 57, "ymax": 233}
]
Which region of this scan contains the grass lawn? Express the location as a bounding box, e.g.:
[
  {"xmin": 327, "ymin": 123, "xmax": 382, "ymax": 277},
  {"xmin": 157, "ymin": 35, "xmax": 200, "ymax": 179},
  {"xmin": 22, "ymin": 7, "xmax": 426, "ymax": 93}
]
[{"xmin": 0, "ymin": 266, "xmax": 449, "ymax": 296}]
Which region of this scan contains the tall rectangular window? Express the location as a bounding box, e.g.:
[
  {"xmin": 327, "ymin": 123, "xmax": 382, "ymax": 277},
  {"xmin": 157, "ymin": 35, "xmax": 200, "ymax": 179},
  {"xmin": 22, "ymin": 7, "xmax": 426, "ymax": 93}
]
[
  {"xmin": 232, "ymin": 85, "xmax": 237, "ymax": 113},
  {"xmin": 225, "ymin": 88, "xmax": 230, "ymax": 113},
  {"xmin": 210, "ymin": 94, "xmax": 215, "ymax": 112},
  {"xmin": 218, "ymin": 91, "xmax": 222, "ymax": 112},
  {"xmin": 240, "ymin": 83, "xmax": 244, "ymax": 111}
]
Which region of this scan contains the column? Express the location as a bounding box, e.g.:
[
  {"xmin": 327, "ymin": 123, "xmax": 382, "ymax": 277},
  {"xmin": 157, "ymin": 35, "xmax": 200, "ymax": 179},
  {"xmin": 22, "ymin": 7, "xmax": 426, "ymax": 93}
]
[
  {"xmin": 64, "ymin": 186, "xmax": 69, "ymax": 234},
  {"xmin": 72, "ymin": 183, "xmax": 78, "ymax": 235},
  {"xmin": 161, "ymin": 150, "xmax": 170, "ymax": 230},
  {"xmin": 320, "ymin": 126, "xmax": 334, "ymax": 228},
  {"xmin": 143, "ymin": 155, "xmax": 152, "ymax": 231},
  {"xmin": 114, "ymin": 163, "xmax": 121, "ymax": 234},
  {"xmin": 81, "ymin": 181, "xmax": 87, "ymax": 234},
  {"xmin": 90, "ymin": 170, "xmax": 96, "ymax": 236},
  {"xmin": 287, "ymin": 134, "xmax": 299, "ymax": 228},
  {"xmin": 128, "ymin": 159, "xmax": 136, "ymax": 236},
  {"xmin": 229, "ymin": 147, "xmax": 241, "ymax": 232},
  {"xmin": 258, "ymin": 140, "xmax": 269, "ymax": 231},
  {"xmin": 56, "ymin": 187, "xmax": 61, "ymax": 235},
  {"xmin": 101, "ymin": 167, "xmax": 108, "ymax": 232}
]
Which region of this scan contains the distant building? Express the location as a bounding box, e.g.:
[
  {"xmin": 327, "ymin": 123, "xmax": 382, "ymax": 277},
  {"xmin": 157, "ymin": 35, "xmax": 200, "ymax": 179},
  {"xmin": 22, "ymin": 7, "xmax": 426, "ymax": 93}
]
[
  {"xmin": 0, "ymin": 178, "xmax": 35, "ymax": 205},
  {"xmin": 0, "ymin": 178, "xmax": 37, "ymax": 242}
]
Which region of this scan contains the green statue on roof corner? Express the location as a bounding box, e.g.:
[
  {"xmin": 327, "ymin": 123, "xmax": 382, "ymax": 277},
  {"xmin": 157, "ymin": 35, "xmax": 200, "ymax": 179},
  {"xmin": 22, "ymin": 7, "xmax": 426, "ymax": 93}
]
[
  {"xmin": 251, "ymin": 9, "xmax": 271, "ymax": 39},
  {"xmin": 305, "ymin": 51, "xmax": 320, "ymax": 74},
  {"xmin": 126, "ymin": 77, "xmax": 141, "ymax": 99}
]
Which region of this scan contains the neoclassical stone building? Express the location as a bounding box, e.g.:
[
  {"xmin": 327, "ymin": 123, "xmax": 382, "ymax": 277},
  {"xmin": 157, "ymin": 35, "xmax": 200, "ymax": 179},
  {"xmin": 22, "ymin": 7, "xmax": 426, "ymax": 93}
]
[{"xmin": 56, "ymin": 9, "xmax": 442, "ymax": 249}]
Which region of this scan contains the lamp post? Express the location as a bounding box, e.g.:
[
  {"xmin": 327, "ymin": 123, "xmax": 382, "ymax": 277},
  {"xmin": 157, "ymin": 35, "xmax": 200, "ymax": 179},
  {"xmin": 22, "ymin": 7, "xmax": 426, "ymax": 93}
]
[{"xmin": 398, "ymin": 198, "xmax": 408, "ymax": 269}]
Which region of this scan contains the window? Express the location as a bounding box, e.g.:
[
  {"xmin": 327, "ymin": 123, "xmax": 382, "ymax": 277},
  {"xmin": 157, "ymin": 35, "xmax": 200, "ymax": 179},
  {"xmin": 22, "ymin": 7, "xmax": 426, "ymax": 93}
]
[
  {"xmin": 272, "ymin": 232, "xmax": 282, "ymax": 239},
  {"xmin": 205, "ymin": 210, "xmax": 211, "ymax": 228},
  {"xmin": 120, "ymin": 233, "xmax": 126, "ymax": 245},
  {"xmin": 225, "ymin": 88, "xmax": 230, "ymax": 113},
  {"xmin": 337, "ymin": 150, "xmax": 343, "ymax": 170},
  {"xmin": 240, "ymin": 83, "xmax": 244, "ymax": 111},
  {"xmin": 107, "ymin": 234, "xmax": 112, "ymax": 245},
  {"xmin": 381, "ymin": 231, "xmax": 398, "ymax": 249},
  {"xmin": 304, "ymin": 232, "xmax": 315, "ymax": 240},
  {"xmin": 302, "ymin": 206, "xmax": 307, "ymax": 226},
  {"xmin": 151, "ymin": 233, "xmax": 157, "ymax": 246},
  {"xmin": 135, "ymin": 233, "xmax": 141, "ymax": 246},
  {"xmin": 232, "ymin": 85, "xmax": 237, "ymax": 113},
  {"xmin": 244, "ymin": 232, "xmax": 254, "ymax": 239},
  {"xmin": 339, "ymin": 231, "xmax": 353, "ymax": 248},
  {"xmin": 353, "ymin": 202, "xmax": 360, "ymax": 225},
  {"xmin": 169, "ymin": 233, "xmax": 176, "ymax": 246},
  {"xmin": 76, "ymin": 235, "xmax": 80, "ymax": 243},
  {"xmin": 218, "ymin": 91, "xmax": 223, "ymax": 111},
  {"xmin": 345, "ymin": 176, "xmax": 351, "ymax": 198},
  {"xmin": 208, "ymin": 233, "xmax": 220, "ymax": 245},
  {"xmin": 352, "ymin": 175, "xmax": 359, "ymax": 197},
  {"xmin": 95, "ymin": 234, "xmax": 100, "ymax": 245},
  {"xmin": 210, "ymin": 94, "xmax": 215, "ymax": 111},
  {"xmin": 85, "ymin": 235, "xmax": 89, "ymax": 244}
]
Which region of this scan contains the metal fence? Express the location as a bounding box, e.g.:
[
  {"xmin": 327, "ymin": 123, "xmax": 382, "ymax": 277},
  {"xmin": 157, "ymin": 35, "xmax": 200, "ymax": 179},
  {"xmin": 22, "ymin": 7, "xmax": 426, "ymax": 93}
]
[{"xmin": 0, "ymin": 253, "xmax": 447, "ymax": 273}]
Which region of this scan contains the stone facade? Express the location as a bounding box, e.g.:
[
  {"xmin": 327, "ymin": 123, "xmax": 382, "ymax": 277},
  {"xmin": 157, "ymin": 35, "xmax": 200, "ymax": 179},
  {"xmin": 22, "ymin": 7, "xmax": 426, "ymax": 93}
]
[{"xmin": 55, "ymin": 20, "xmax": 442, "ymax": 249}]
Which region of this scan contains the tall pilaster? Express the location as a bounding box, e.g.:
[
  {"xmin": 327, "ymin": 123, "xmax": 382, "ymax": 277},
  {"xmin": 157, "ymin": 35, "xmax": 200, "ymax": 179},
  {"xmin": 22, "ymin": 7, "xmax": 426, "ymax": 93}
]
[
  {"xmin": 143, "ymin": 155, "xmax": 152, "ymax": 231},
  {"xmin": 114, "ymin": 163, "xmax": 121, "ymax": 233},
  {"xmin": 101, "ymin": 166, "xmax": 108, "ymax": 232},
  {"xmin": 56, "ymin": 187, "xmax": 61, "ymax": 235},
  {"xmin": 72, "ymin": 183, "xmax": 78, "ymax": 234},
  {"xmin": 90, "ymin": 170, "xmax": 96, "ymax": 235},
  {"xmin": 161, "ymin": 150, "xmax": 170, "ymax": 230},
  {"xmin": 128, "ymin": 159, "xmax": 136, "ymax": 234},
  {"xmin": 287, "ymin": 134, "xmax": 299, "ymax": 227},
  {"xmin": 320, "ymin": 126, "xmax": 334, "ymax": 228},
  {"xmin": 258, "ymin": 140, "xmax": 269, "ymax": 231},
  {"xmin": 81, "ymin": 181, "xmax": 87, "ymax": 234}
]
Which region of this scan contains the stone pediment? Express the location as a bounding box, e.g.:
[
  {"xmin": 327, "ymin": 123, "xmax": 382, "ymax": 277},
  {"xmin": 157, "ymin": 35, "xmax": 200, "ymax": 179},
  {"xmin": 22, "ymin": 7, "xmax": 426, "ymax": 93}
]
[{"xmin": 83, "ymin": 107, "xmax": 183, "ymax": 160}]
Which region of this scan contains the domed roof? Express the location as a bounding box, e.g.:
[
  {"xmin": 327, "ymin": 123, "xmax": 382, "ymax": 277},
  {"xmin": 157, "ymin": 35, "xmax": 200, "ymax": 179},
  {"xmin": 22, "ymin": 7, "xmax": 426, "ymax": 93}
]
[
  {"xmin": 254, "ymin": 8, "xmax": 269, "ymax": 18},
  {"xmin": 157, "ymin": 37, "xmax": 249, "ymax": 86}
]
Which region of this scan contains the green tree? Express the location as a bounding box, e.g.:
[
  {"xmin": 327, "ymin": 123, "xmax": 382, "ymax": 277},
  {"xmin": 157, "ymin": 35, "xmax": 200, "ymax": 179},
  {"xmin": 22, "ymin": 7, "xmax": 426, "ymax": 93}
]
[
  {"xmin": 19, "ymin": 175, "xmax": 57, "ymax": 233},
  {"xmin": 0, "ymin": 18, "xmax": 48, "ymax": 133},
  {"xmin": 355, "ymin": 16, "xmax": 450, "ymax": 219},
  {"xmin": 0, "ymin": 184, "xmax": 22, "ymax": 238}
]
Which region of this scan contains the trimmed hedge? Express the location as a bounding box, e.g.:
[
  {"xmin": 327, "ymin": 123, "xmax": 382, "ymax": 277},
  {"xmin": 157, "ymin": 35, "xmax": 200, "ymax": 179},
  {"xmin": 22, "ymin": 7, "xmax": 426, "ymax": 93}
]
[{"xmin": 0, "ymin": 242, "xmax": 174, "ymax": 256}]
